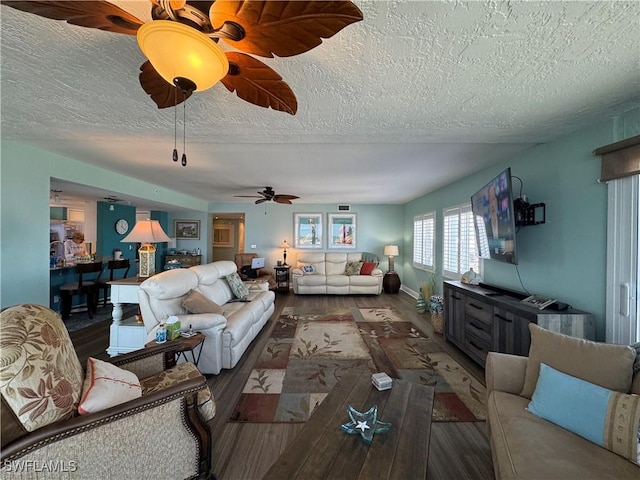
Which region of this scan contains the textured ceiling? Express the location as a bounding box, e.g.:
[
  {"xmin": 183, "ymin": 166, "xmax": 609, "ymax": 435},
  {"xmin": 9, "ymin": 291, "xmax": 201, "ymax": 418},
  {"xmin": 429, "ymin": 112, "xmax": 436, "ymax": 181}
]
[{"xmin": 2, "ymin": 1, "xmax": 639, "ymax": 208}]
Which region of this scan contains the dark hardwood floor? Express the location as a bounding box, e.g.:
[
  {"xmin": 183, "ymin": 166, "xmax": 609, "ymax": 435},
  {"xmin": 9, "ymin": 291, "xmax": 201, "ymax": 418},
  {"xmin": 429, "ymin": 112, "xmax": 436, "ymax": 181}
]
[{"xmin": 70, "ymin": 291, "xmax": 495, "ymax": 480}]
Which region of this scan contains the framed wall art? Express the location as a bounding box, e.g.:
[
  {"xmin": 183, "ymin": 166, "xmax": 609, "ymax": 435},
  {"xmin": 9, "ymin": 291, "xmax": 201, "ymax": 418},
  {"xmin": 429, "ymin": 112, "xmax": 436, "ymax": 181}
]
[
  {"xmin": 328, "ymin": 213, "xmax": 356, "ymax": 249},
  {"xmin": 213, "ymin": 224, "xmax": 234, "ymax": 247},
  {"xmin": 175, "ymin": 219, "xmax": 200, "ymax": 240},
  {"xmin": 294, "ymin": 213, "xmax": 323, "ymax": 248}
]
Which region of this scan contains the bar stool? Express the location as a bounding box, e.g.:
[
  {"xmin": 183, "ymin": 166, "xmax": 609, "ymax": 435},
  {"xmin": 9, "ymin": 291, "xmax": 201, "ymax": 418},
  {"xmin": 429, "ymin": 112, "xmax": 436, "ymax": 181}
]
[
  {"xmin": 98, "ymin": 259, "xmax": 131, "ymax": 307},
  {"xmin": 59, "ymin": 261, "xmax": 103, "ymax": 320}
]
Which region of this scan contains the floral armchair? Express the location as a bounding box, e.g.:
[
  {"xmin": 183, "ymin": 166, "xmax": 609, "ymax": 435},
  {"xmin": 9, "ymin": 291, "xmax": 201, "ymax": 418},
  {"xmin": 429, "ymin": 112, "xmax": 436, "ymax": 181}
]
[{"xmin": 0, "ymin": 304, "xmax": 215, "ymax": 480}]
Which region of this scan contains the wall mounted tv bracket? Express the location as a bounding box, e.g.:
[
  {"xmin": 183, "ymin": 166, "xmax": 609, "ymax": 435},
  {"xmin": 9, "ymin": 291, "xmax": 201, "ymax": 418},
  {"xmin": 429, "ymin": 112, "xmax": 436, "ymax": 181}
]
[{"xmin": 514, "ymin": 198, "xmax": 546, "ymax": 227}]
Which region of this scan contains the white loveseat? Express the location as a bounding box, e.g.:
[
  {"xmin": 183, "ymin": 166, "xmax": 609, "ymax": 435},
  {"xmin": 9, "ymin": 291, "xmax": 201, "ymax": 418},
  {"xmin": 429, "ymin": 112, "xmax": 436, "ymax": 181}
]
[
  {"xmin": 292, "ymin": 252, "xmax": 383, "ymax": 295},
  {"xmin": 138, "ymin": 261, "xmax": 275, "ymax": 375}
]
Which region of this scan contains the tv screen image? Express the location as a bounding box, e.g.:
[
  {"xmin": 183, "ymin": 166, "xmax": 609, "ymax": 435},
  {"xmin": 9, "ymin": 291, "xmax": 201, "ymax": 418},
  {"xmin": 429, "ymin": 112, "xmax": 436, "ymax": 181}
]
[{"xmin": 471, "ymin": 167, "xmax": 518, "ymax": 265}]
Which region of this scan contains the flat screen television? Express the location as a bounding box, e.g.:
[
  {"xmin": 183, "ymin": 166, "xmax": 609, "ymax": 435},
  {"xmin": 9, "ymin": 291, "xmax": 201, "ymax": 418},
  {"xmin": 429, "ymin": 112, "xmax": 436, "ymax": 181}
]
[{"xmin": 471, "ymin": 167, "xmax": 518, "ymax": 265}]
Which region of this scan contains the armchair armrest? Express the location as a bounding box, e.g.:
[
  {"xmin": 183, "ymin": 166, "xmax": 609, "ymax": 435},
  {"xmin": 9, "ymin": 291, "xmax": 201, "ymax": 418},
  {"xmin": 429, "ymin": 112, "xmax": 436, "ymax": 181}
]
[
  {"xmin": 485, "ymin": 352, "xmax": 528, "ymax": 396},
  {"xmin": 1, "ymin": 374, "xmax": 210, "ymax": 476},
  {"xmin": 371, "ymin": 269, "xmax": 383, "ymax": 276},
  {"xmin": 292, "ymin": 268, "xmax": 303, "ymax": 276},
  {"xmin": 111, "ymin": 342, "xmax": 180, "ymax": 378}
]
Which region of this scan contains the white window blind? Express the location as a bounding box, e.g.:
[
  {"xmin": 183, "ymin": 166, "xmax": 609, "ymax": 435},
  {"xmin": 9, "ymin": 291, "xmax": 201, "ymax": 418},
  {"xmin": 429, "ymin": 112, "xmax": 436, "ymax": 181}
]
[
  {"xmin": 443, "ymin": 204, "xmax": 479, "ymax": 278},
  {"xmin": 413, "ymin": 212, "xmax": 435, "ymax": 270}
]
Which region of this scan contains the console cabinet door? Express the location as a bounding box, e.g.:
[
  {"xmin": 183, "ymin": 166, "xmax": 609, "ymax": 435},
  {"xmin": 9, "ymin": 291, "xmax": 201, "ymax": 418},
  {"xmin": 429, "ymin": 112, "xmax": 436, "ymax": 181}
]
[
  {"xmin": 444, "ymin": 284, "xmax": 465, "ymax": 347},
  {"xmin": 492, "ymin": 307, "xmax": 517, "ymax": 355}
]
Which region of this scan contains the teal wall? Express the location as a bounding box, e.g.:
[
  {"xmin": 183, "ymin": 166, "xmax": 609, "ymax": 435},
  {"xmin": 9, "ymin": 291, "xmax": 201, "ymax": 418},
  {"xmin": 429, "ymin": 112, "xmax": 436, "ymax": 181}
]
[
  {"xmin": 205, "ymin": 203, "xmax": 404, "ymax": 271},
  {"xmin": 403, "ymin": 107, "xmax": 640, "ymax": 341},
  {"xmin": 2, "ymin": 108, "xmax": 639, "ymax": 341},
  {"xmin": 0, "ymin": 142, "xmax": 209, "ymax": 309},
  {"xmin": 96, "ymin": 201, "xmax": 137, "ymax": 262}
]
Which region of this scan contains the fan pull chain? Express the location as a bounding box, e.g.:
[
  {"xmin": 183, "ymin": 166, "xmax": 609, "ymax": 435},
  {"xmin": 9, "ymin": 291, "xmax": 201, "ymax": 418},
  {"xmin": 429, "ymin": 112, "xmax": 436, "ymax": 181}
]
[
  {"xmin": 172, "ymin": 86, "xmax": 178, "ymax": 162},
  {"xmin": 181, "ymin": 101, "xmax": 187, "ymax": 166}
]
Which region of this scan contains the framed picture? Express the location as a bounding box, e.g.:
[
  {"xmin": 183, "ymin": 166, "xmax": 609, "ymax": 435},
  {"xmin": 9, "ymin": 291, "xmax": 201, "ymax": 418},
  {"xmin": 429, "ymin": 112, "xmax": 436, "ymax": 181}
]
[
  {"xmin": 294, "ymin": 213, "xmax": 323, "ymax": 248},
  {"xmin": 175, "ymin": 219, "xmax": 200, "ymax": 240},
  {"xmin": 213, "ymin": 224, "xmax": 234, "ymax": 247},
  {"xmin": 328, "ymin": 213, "xmax": 356, "ymax": 249}
]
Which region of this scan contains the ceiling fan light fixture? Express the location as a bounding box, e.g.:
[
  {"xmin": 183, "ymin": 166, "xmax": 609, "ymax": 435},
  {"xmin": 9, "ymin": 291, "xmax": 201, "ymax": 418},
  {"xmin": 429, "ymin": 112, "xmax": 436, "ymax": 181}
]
[{"xmin": 137, "ymin": 20, "xmax": 229, "ymax": 92}]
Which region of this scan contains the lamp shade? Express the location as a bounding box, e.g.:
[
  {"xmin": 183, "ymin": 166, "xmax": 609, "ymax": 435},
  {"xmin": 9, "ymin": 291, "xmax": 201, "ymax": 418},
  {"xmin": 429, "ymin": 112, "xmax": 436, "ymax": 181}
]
[
  {"xmin": 137, "ymin": 20, "xmax": 229, "ymax": 92},
  {"xmin": 281, "ymin": 240, "xmax": 290, "ymax": 249},
  {"xmin": 121, "ymin": 220, "xmax": 172, "ymax": 244},
  {"xmin": 384, "ymin": 245, "xmax": 399, "ymax": 257}
]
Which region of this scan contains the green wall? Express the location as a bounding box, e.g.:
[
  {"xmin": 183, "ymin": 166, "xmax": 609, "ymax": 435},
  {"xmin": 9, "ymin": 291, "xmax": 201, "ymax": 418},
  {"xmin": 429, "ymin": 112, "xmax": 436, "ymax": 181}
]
[
  {"xmin": 0, "ymin": 142, "xmax": 209, "ymax": 309},
  {"xmin": 403, "ymin": 107, "xmax": 640, "ymax": 341},
  {"xmin": 205, "ymin": 203, "xmax": 404, "ymax": 271},
  {"xmin": 2, "ymin": 107, "xmax": 639, "ymax": 341}
]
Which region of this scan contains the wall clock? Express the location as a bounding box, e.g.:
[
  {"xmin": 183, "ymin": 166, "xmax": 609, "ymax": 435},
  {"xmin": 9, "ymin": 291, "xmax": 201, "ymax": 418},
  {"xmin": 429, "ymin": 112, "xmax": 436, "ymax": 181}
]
[{"xmin": 115, "ymin": 218, "xmax": 129, "ymax": 235}]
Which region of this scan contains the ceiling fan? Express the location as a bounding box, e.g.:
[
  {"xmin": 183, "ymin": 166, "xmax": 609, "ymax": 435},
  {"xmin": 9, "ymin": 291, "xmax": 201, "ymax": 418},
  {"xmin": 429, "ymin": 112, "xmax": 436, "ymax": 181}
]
[
  {"xmin": 234, "ymin": 186, "xmax": 299, "ymax": 204},
  {"xmin": 3, "ymin": 0, "xmax": 363, "ymax": 114}
]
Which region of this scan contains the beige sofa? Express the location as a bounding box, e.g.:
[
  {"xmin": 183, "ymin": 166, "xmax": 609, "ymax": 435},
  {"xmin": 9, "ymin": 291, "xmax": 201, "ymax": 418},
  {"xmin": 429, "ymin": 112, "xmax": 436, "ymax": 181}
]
[
  {"xmin": 292, "ymin": 252, "xmax": 383, "ymax": 295},
  {"xmin": 486, "ymin": 323, "xmax": 640, "ymax": 480},
  {"xmin": 139, "ymin": 261, "xmax": 275, "ymax": 375}
]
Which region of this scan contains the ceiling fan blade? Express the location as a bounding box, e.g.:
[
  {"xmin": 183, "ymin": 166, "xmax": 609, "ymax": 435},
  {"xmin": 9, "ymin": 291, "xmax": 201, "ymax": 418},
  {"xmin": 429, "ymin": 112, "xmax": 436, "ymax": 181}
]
[
  {"xmin": 221, "ymin": 52, "xmax": 297, "ymax": 115},
  {"xmin": 233, "ymin": 195, "xmax": 263, "ymax": 198},
  {"xmin": 255, "ymin": 198, "xmax": 268, "ymax": 204},
  {"xmin": 139, "ymin": 61, "xmax": 192, "ymax": 109},
  {"xmin": 274, "ymin": 195, "xmax": 299, "ymax": 203},
  {"xmin": 210, "ymin": 0, "xmax": 363, "ymax": 58},
  {"xmin": 3, "ymin": 1, "xmax": 144, "ymax": 35}
]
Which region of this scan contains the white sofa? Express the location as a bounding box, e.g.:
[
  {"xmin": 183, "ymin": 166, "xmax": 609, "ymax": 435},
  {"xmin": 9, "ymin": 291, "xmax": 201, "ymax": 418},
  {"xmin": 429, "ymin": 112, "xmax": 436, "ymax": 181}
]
[
  {"xmin": 292, "ymin": 252, "xmax": 383, "ymax": 295},
  {"xmin": 138, "ymin": 261, "xmax": 275, "ymax": 375}
]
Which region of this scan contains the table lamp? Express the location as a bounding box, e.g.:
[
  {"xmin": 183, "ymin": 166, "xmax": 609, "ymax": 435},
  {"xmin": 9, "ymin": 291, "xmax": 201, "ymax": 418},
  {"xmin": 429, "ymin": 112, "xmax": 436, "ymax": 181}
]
[
  {"xmin": 281, "ymin": 240, "xmax": 290, "ymax": 266},
  {"xmin": 384, "ymin": 245, "xmax": 399, "ymax": 272},
  {"xmin": 122, "ymin": 219, "xmax": 172, "ymax": 277}
]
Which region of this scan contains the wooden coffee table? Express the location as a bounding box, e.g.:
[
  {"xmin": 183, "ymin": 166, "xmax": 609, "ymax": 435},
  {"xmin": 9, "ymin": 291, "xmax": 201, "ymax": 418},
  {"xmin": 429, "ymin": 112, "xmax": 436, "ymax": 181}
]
[{"xmin": 264, "ymin": 374, "xmax": 435, "ymax": 480}]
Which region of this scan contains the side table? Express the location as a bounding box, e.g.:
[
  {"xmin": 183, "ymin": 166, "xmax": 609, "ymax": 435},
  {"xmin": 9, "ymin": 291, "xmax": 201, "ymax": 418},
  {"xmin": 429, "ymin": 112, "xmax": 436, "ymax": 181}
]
[
  {"xmin": 146, "ymin": 333, "xmax": 205, "ymax": 367},
  {"xmin": 383, "ymin": 271, "xmax": 401, "ymax": 294},
  {"xmin": 274, "ymin": 265, "xmax": 290, "ymax": 293}
]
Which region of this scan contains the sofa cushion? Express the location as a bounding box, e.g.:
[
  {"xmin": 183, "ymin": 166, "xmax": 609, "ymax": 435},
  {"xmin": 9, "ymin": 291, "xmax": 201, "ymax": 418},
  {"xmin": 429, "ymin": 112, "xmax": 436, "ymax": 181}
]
[
  {"xmin": 78, "ymin": 357, "xmax": 142, "ymax": 415},
  {"xmin": 488, "ymin": 390, "xmax": 640, "ymax": 479},
  {"xmin": 345, "ymin": 261, "xmax": 363, "ymax": 275},
  {"xmin": 527, "ymin": 363, "xmax": 640, "ymax": 465},
  {"xmin": 325, "ymin": 253, "xmax": 348, "ymax": 275},
  {"xmin": 296, "ymin": 274, "xmax": 328, "ymax": 287},
  {"xmin": 520, "ymin": 323, "xmax": 636, "ymax": 399},
  {"xmin": 226, "ymin": 272, "xmax": 250, "ymax": 299},
  {"xmin": 182, "ymin": 289, "xmax": 223, "ymax": 314},
  {"xmin": 360, "ymin": 262, "xmax": 378, "ymax": 275}
]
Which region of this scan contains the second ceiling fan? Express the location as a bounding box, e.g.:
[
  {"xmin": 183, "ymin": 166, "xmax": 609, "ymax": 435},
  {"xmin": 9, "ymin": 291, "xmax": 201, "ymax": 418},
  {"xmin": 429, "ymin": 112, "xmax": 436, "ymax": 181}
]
[{"xmin": 235, "ymin": 186, "xmax": 298, "ymax": 204}]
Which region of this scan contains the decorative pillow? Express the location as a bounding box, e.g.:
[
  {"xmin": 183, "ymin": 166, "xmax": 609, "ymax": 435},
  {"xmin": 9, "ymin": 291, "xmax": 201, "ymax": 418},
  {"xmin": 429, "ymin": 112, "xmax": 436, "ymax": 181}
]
[
  {"xmin": 225, "ymin": 271, "xmax": 250, "ymax": 298},
  {"xmin": 527, "ymin": 363, "xmax": 640, "ymax": 465},
  {"xmin": 360, "ymin": 262, "xmax": 378, "ymax": 275},
  {"xmin": 182, "ymin": 289, "xmax": 223, "ymax": 314},
  {"xmin": 301, "ymin": 264, "xmax": 316, "ymax": 275},
  {"xmin": 0, "ymin": 304, "xmax": 84, "ymax": 432},
  {"xmin": 520, "ymin": 323, "xmax": 636, "ymax": 399},
  {"xmin": 78, "ymin": 358, "xmax": 142, "ymax": 415},
  {"xmin": 345, "ymin": 261, "xmax": 363, "ymax": 276}
]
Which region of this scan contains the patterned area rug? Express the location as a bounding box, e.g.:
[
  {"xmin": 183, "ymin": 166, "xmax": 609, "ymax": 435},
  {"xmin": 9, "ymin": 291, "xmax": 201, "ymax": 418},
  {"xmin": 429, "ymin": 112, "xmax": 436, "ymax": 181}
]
[{"xmin": 230, "ymin": 307, "xmax": 486, "ymax": 423}]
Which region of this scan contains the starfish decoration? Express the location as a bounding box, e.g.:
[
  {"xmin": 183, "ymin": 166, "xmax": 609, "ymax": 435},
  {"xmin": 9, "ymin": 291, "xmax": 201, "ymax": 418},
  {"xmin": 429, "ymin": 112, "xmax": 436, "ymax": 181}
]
[{"xmin": 340, "ymin": 405, "xmax": 391, "ymax": 445}]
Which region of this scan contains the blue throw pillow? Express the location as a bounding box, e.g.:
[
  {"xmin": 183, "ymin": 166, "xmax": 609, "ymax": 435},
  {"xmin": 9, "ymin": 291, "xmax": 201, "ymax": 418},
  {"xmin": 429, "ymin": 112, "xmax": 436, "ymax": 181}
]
[{"xmin": 527, "ymin": 363, "xmax": 640, "ymax": 465}]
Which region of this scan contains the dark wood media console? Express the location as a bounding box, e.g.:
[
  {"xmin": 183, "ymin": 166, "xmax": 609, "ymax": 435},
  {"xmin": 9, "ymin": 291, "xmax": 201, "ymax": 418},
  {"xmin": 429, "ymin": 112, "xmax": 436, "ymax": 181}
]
[{"xmin": 443, "ymin": 281, "xmax": 595, "ymax": 367}]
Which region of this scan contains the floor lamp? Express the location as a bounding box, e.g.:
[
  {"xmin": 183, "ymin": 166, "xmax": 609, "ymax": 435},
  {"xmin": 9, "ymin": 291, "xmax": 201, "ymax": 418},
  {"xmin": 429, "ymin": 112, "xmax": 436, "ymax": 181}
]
[{"xmin": 122, "ymin": 219, "xmax": 172, "ymax": 277}]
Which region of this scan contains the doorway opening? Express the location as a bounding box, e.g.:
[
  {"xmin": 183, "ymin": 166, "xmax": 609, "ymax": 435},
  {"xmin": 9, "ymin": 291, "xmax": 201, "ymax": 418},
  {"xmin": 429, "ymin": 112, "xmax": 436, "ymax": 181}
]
[{"xmin": 211, "ymin": 213, "xmax": 245, "ymax": 263}]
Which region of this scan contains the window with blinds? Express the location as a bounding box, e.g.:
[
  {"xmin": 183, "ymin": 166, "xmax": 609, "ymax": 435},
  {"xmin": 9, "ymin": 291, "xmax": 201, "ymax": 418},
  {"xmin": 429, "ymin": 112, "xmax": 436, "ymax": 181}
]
[
  {"xmin": 413, "ymin": 212, "xmax": 435, "ymax": 270},
  {"xmin": 443, "ymin": 204, "xmax": 480, "ymax": 278}
]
